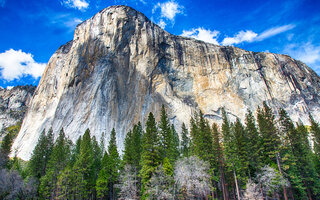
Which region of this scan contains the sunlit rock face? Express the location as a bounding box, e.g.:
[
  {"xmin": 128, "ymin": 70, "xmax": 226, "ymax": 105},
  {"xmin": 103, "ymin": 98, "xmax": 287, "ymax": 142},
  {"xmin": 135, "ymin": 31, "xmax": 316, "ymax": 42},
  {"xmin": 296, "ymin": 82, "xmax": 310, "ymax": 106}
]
[
  {"xmin": 0, "ymin": 86, "xmax": 35, "ymax": 133},
  {"xmin": 12, "ymin": 5, "xmax": 320, "ymax": 160}
]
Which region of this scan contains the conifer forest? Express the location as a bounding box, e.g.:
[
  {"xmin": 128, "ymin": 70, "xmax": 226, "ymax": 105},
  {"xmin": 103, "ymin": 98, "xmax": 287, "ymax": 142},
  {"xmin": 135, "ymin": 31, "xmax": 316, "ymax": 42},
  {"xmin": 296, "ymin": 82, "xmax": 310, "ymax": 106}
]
[{"xmin": 1, "ymin": 102, "xmax": 320, "ymax": 200}]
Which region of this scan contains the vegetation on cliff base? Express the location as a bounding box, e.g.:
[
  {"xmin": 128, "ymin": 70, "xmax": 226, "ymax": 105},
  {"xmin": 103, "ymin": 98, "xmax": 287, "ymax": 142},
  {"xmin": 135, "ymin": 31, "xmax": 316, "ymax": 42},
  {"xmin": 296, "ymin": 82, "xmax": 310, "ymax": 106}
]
[{"xmin": 1, "ymin": 103, "xmax": 320, "ymax": 200}]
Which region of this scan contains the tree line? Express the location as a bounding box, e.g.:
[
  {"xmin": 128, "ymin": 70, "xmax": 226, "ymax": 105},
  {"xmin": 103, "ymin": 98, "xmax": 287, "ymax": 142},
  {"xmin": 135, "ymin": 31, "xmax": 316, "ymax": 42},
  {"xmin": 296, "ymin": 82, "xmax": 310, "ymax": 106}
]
[{"xmin": 1, "ymin": 102, "xmax": 320, "ymax": 199}]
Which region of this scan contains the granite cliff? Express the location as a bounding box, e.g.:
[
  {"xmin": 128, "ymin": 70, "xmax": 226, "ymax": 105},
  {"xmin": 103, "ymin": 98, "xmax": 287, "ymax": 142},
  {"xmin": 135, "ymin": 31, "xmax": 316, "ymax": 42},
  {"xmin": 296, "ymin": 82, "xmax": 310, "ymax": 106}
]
[
  {"xmin": 12, "ymin": 6, "xmax": 320, "ymax": 160},
  {"xmin": 0, "ymin": 85, "xmax": 35, "ymax": 134}
]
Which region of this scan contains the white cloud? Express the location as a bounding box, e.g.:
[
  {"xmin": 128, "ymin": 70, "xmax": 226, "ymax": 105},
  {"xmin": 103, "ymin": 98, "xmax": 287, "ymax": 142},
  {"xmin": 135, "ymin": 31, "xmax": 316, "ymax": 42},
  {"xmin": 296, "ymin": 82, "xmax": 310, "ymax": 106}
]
[
  {"xmin": 0, "ymin": 49, "xmax": 46, "ymax": 81},
  {"xmin": 256, "ymin": 24, "xmax": 295, "ymax": 41},
  {"xmin": 222, "ymin": 24, "xmax": 295, "ymax": 46},
  {"xmin": 152, "ymin": 1, "xmax": 184, "ymax": 28},
  {"xmin": 49, "ymin": 13, "xmax": 83, "ymax": 31},
  {"xmin": 64, "ymin": 18, "xmax": 83, "ymax": 29},
  {"xmin": 158, "ymin": 19, "xmax": 167, "ymax": 29},
  {"xmin": 62, "ymin": 0, "xmax": 89, "ymax": 11},
  {"xmin": 284, "ymin": 42, "xmax": 320, "ymax": 64},
  {"xmin": 181, "ymin": 28, "xmax": 220, "ymax": 45},
  {"xmin": 222, "ymin": 30, "xmax": 257, "ymax": 46},
  {"xmin": 6, "ymin": 86, "xmax": 13, "ymax": 90}
]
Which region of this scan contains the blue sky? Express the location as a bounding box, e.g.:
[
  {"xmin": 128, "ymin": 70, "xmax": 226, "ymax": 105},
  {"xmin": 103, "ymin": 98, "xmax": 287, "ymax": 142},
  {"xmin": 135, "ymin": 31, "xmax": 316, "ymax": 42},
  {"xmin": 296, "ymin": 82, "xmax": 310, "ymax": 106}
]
[{"xmin": 0, "ymin": 0, "xmax": 319, "ymax": 88}]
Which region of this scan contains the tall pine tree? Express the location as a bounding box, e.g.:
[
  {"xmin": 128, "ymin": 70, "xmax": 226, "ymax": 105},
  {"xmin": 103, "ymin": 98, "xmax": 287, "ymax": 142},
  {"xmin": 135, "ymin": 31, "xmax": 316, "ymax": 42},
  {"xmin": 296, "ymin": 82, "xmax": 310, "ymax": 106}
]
[
  {"xmin": 180, "ymin": 123, "xmax": 190, "ymax": 158},
  {"xmin": 159, "ymin": 105, "xmax": 172, "ymax": 159},
  {"xmin": 244, "ymin": 110, "xmax": 261, "ymax": 176},
  {"xmin": 309, "ymin": 114, "xmax": 320, "ymax": 174},
  {"xmin": 39, "ymin": 129, "xmax": 72, "ymax": 199},
  {"xmin": 73, "ymin": 129, "xmax": 95, "ymax": 199},
  {"xmin": 257, "ymin": 102, "xmax": 280, "ymax": 166},
  {"xmin": 28, "ymin": 128, "xmax": 54, "ymax": 180},
  {"xmin": 107, "ymin": 128, "xmax": 120, "ymax": 200},
  {"xmin": 140, "ymin": 112, "xmax": 162, "ymax": 197}
]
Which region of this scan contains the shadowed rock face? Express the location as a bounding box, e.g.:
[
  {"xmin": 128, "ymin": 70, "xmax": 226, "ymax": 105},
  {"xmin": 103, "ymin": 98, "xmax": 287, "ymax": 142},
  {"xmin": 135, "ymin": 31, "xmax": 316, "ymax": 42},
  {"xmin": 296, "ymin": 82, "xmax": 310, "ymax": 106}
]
[
  {"xmin": 12, "ymin": 5, "xmax": 320, "ymax": 160},
  {"xmin": 0, "ymin": 86, "xmax": 36, "ymax": 134}
]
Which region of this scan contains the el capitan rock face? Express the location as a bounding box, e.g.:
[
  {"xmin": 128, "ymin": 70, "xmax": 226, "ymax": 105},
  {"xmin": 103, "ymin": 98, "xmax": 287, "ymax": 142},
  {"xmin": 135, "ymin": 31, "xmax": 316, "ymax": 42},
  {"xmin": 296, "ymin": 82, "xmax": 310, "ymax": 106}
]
[{"xmin": 12, "ymin": 5, "xmax": 320, "ymax": 160}]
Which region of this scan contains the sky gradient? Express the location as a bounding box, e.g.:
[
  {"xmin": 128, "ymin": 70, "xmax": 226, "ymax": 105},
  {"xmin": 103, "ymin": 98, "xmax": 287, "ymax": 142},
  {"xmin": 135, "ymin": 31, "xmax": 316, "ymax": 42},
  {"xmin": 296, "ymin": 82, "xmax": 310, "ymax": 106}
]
[{"xmin": 0, "ymin": 0, "xmax": 319, "ymax": 88}]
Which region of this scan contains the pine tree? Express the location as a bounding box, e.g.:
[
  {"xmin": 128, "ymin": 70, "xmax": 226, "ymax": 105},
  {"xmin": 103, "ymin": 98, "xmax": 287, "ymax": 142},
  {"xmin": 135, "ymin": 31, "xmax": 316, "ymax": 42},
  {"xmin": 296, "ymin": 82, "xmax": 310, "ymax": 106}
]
[
  {"xmin": 212, "ymin": 123, "xmax": 228, "ymax": 200},
  {"xmin": 28, "ymin": 128, "xmax": 54, "ymax": 180},
  {"xmin": 159, "ymin": 105, "xmax": 172, "ymax": 159},
  {"xmin": 163, "ymin": 157, "xmax": 173, "ymax": 176},
  {"xmin": 132, "ymin": 123, "xmax": 142, "ymax": 170},
  {"xmin": 189, "ymin": 111, "xmax": 215, "ymax": 198},
  {"xmin": 92, "ymin": 135, "xmax": 103, "ymax": 189},
  {"xmin": 39, "ymin": 128, "xmax": 72, "ymax": 199},
  {"xmin": 0, "ymin": 133, "xmax": 13, "ymax": 168},
  {"xmin": 295, "ymin": 123, "xmax": 320, "ymax": 199},
  {"xmin": 96, "ymin": 152, "xmax": 110, "ymax": 199},
  {"xmin": 221, "ymin": 108, "xmax": 234, "ymax": 163},
  {"xmin": 56, "ymin": 166, "xmax": 74, "ymax": 200},
  {"xmin": 123, "ymin": 130, "xmax": 134, "ymax": 166},
  {"xmin": 279, "ymin": 109, "xmax": 320, "ymax": 199},
  {"xmin": 221, "ymin": 108, "xmax": 235, "ymax": 199},
  {"xmin": 140, "ymin": 112, "xmax": 162, "ymax": 197},
  {"xmin": 180, "ymin": 123, "xmax": 190, "ymax": 158},
  {"xmin": 70, "ymin": 136, "xmax": 82, "ymax": 166},
  {"xmin": 190, "ymin": 111, "xmax": 213, "ymax": 165},
  {"xmin": 245, "ymin": 110, "xmax": 261, "ymax": 176},
  {"xmin": 257, "ymin": 102, "xmax": 280, "ymax": 166},
  {"xmin": 123, "ymin": 123, "xmax": 142, "ymax": 175},
  {"xmin": 73, "ymin": 128, "xmax": 95, "ymax": 199},
  {"xmin": 232, "ymin": 118, "xmax": 249, "ymax": 185},
  {"xmin": 278, "ymin": 113, "xmax": 306, "ymax": 199},
  {"xmin": 0, "ymin": 122, "xmax": 21, "ymax": 168},
  {"xmin": 107, "ymin": 128, "xmax": 120, "ymax": 200},
  {"xmin": 309, "ymin": 114, "xmax": 320, "ymax": 174},
  {"xmin": 168, "ymin": 124, "xmax": 180, "ymax": 164}
]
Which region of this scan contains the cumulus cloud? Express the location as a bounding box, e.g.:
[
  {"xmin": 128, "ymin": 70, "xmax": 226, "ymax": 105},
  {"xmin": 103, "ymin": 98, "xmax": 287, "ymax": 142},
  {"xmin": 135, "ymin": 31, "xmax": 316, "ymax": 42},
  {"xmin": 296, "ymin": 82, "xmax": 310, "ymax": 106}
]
[
  {"xmin": 0, "ymin": 49, "xmax": 46, "ymax": 81},
  {"xmin": 222, "ymin": 30, "xmax": 257, "ymax": 46},
  {"xmin": 181, "ymin": 28, "xmax": 220, "ymax": 45},
  {"xmin": 222, "ymin": 24, "xmax": 295, "ymax": 46},
  {"xmin": 152, "ymin": 0, "xmax": 184, "ymax": 28},
  {"xmin": 62, "ymin": 0, "xmax": 89, "ymax": 11}
]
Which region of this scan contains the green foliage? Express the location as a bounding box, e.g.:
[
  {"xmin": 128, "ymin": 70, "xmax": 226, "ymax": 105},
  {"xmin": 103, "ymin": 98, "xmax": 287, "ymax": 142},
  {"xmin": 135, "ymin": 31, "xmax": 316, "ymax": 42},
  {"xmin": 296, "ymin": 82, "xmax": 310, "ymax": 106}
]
[
  {"xmin": 28, "ymin": 128, "xmax": 54, "ymax": 180},
  {"xmin": 279, "ymin": 109, "xmax": 320, "ymax": 199},
  {"xmin": 39, "ymin": 129, "xmax": 72, "ymax": 199},
  {"xmin": 309, "ymin": 114, "xmax": 320, "ymax": 174},
  {"xmin": 56, "ymin": 166, "xmax": 74, "ymax": 200},
  {"xmin": 245, "ymin": 110, "xmax": 261, "ymax": 175},
  {"xmin": 232, "ymin": 118, "xmax": 249, "ymax": 184},
  {"xmin": 162, "ymin": 157, "xmax": 173, "ymax": 176},
  {"xmin": 257, "ymin": 102, "xmax": 280, "ymax": 166},
  {"xmin": 159, "ymin": 105, "xmax": 172, "ymax": 159},
  {"xmin": 96, "ymin": 152, "xmax": 110, "ymax": 199},
  {"xmin": 140, "ymin": 112, "xmax": 162, "ymax": 189},
  {"xmin": 72, "ymin": 128, "xmax": 95, "ymax": 199},
  {"xmin": 6, "ymin": 103, "xmax": 320, "ymax": 200},
  {"xmin": 123, "ymin": 123, "xmax": 142, "ymax": 171},
  {"xmin": 0, "ymin": 121, "xmax": 22, "ymax": 168},
  {"xmin": 190, "ymin": 111, "xmax": 214, "ymax": 166},
  {"xmin": 107, "ymin": 128, "xmax": 120, "ymax": 199},
  {"xmin": 168, "ymin": 124, "xmax": 180, "ymax": 164},
  {"xmin": 180, "ymin": 123, "xmax": 190, "ymax": 158}
]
